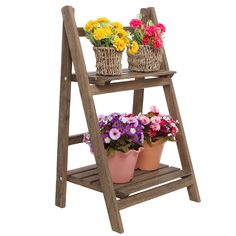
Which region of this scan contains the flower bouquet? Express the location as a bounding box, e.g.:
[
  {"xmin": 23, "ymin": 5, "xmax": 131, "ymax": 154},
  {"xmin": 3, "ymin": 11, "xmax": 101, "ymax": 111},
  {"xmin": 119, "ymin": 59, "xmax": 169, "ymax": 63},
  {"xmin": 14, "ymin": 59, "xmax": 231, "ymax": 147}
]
[
  {"xmin": 136, "ymin": 106, "xmax": 178, "ymax": 170},
  {"xmin": 127, "ymin": 17, "xmax": 166, "ymax": 72},
  {"xmin": 84, "ymin": 18, "xmax": 138, "ymax": 75},
  {"xmin": 84, "ymin": 112, "xmax": 144, "ymax": 183}
]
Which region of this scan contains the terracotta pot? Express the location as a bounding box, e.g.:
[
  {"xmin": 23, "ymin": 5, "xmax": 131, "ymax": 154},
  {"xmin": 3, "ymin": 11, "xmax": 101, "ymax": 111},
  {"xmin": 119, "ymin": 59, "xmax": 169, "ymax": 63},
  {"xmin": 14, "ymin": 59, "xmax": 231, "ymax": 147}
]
[
  {"xmin": 136, "ymin": 140, "xmax": 165, "ymax": 171},
  {"xmin": 107, "ymin": 148, "xmax": 142, "ymax": 183}
]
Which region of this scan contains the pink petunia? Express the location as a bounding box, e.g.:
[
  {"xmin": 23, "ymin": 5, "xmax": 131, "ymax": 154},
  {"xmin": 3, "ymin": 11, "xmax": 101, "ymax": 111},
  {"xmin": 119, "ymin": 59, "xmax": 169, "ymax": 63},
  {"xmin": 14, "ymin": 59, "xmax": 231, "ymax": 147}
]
[
  {"xmin": 130, "ymin": 19, "xmax": 142, "ymax": 28},
  {"xmin": 140, "ymin": 115, "xmax": 150, "ymax": 125},
  {"xmin": 150, "ymin": 106, "xmax": 160, "ymax": 114},
  {"xmin": 150, "ymin": 123, "xmax": 161, "ymax": 131}
]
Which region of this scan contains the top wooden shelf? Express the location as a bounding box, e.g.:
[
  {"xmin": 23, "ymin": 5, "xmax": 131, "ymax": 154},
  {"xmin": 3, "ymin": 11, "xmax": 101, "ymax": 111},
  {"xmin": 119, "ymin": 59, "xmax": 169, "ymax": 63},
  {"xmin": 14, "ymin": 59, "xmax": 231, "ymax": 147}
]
[{"xmin": 71, "ymin": 69, "xmax": 176, "ymax": 85}]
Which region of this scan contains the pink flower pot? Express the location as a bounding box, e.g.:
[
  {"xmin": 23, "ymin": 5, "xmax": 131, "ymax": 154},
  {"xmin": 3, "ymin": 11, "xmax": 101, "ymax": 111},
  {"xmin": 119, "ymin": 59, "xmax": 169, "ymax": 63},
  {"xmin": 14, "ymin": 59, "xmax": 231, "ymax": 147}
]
[
  {"xmin": 136, "ymin": 140, "xmax": 165, "ymax": 170},
  {"xmin": 107, "ymin": 148, "xmax": 142, "ymax": 183}
]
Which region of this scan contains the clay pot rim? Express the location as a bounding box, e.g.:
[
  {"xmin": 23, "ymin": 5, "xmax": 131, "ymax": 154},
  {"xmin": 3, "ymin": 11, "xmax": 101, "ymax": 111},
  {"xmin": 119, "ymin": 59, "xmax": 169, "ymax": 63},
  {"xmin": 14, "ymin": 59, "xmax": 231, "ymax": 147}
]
[
  {"xmin": 145, "ymin": 139, "xmax": 166, "ymax": 146},
  {"xmin": 108, "ymin": 147, "xmax": 143, "ymax": 157}
]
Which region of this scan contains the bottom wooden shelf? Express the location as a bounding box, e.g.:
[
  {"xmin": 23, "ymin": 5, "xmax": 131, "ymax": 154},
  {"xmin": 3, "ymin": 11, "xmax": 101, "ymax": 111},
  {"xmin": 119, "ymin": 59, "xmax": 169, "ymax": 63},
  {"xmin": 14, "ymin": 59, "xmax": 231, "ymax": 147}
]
[{"xmin": 67, "ymin": 163, "xmax": 192, "ymax": 209}]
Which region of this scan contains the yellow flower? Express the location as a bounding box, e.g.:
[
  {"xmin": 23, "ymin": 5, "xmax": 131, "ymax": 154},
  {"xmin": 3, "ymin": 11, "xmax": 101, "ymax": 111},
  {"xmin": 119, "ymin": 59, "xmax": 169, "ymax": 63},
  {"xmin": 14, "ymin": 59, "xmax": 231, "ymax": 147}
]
[
  {"xmin": 113, "ymin": 38, "xmax": 126, "ymax": 51},
  {"xmin": 93, "ymin": 28, "xmax": 106, "ymax": 40},
  {"xmin": 85, "ymin": 20, "xmax": 97, "ymax": 32},
  {"xmin": 112, "ymin": 22, "xmax": 123, "ymax": 29},
  {"xmin": 128, "ymin": 41, "xmax": 139, "ymax": 55},
  {"xmin": 97, "ymin": 17, "xmax": 109, "ymax": 23},
  {"xmin": 104, "ymin": 25, "xmax": 113, "ymax": 37},
  {"xmin": 123, "ymin": 37, "xmax": 130, "ymax": 45},
  {"xmin": 116, "ymin": 28, "xmax": 127, "ymax": 38}
]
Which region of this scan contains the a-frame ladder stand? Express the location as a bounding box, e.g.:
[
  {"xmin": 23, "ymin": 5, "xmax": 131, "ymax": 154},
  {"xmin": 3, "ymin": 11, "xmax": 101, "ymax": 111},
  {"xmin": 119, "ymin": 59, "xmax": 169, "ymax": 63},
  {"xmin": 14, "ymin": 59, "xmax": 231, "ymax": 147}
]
[{"xmin": 55, "ymin": 6, "xmax": 200, "ymax": 233}]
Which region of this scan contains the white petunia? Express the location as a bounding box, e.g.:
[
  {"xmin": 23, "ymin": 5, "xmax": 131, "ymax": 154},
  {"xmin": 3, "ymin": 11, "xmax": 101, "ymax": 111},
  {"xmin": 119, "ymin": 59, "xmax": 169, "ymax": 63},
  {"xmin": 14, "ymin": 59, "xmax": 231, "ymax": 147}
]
[{"xmin": 130, "ymin": 128, "xmax": 136, "ymax": 134}]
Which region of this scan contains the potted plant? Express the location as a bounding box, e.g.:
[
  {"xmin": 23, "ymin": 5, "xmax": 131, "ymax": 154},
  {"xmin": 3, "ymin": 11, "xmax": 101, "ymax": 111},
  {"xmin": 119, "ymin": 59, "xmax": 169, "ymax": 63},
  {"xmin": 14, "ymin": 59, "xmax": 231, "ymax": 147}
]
[
  {"xmin": 136, "ymin": 106, "xmax": 178, "ymax": 170},
  {"xmin": 127, "ymin": 17, "xmax": 166, "ymax": 72},
  {"xmin": 83, "ymin": 112, "xmax": 144, "ymax": 183},
  {"xmin": 84, "ymin": 18, "xmax": 138, "ymax": 75}
]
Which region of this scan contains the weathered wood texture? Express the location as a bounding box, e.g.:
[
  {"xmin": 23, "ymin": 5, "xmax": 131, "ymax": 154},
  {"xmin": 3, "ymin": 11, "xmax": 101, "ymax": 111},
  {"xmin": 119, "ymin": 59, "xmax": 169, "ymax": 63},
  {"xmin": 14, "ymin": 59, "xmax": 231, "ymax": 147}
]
[
  {"xmin": 70, "ymin": 69, "xmax": 176, "ymax": 85},
  {"xmin": 67, "ymin": 163, "xmax": 191, "ymax": 200},
  {"xmin": 118, "ymin": 176, "xmax": 193, "ymax": 210},
  {"xmin": 55, "ymin": 25, "xmax": 72, "ymax": 208},
  {"xmin": 90, "ymin": 77, "xmax": 171, "ymax": 95},
  {"xmin": 68, "ymin": 133, "xmax": 84, "ymax": 145},
  {"xmin": 61, "ymin": 6, "xmax": 123, "ymax": 233},
  {"xmin": 163, "ymin": 82, "xmax": 201, "ymax": 202}
]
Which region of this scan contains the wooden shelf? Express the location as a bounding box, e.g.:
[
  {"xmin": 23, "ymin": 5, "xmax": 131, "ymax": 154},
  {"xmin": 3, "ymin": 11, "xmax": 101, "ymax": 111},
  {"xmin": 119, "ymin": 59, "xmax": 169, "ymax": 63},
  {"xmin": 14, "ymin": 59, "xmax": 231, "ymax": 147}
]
[
  {"xmin": 71, "ymin": 69, "xmax": 176, "ymax": 85},
  {"xmin": 67, "ymin": 163, "xmax": 192, "ymax": 206}
]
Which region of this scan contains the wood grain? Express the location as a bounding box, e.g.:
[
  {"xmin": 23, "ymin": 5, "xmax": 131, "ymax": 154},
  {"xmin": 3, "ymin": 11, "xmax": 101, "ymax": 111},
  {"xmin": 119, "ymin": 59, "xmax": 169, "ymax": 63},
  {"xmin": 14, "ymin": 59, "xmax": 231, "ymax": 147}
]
[
  {"xmin": 68, "ymin": 133, "xmax": 84, "ymax": 145},
  {"xmin": 90, "ymin": 77, "xmax": 171, "ymax": 95},
  {"xmin": 118, "ymin": 176, "xmax": 193, "ymax": 210},
  {"xmin": 163, "ymin": 81, "xmax": 201, "ymax": 202},
  {"xmin": 55, "ymin": 24, "xmax": 72, "ymax": 208}
]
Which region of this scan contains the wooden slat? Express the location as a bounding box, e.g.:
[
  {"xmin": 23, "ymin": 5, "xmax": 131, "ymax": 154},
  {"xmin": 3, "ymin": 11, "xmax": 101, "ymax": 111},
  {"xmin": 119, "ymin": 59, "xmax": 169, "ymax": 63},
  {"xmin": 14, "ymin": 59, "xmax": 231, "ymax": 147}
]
[
  {"xmin": 77, "ymin": 26, "xmax": 133, "ymax": 37},
  {"xmin": 116, "ymin": 170, "xmax": 191, "ymax": 198},
  {"xmin": 82, "ymin": 174, "xmax": 100, "ymax": 183},
  {"xmin": 114, "ymin": 164, "xmax": 168, "ymax": 189},
  {"xmin": 68, "ymin": 134, "xmax": 84, "ymax": 145},
  {"xmin": 70, "ymin": 70, "xmax": 176, "ymax": 84},
  {"xmin": 118, "ymin": 176, "xmax": 193, "ymax": 210},
  {"xmin": 73, "ymin": 168, "xmax": 98, "ymax": 179},
  {"xmin": 115, "ymin": 166, "xmax": 179, "ymax": 191},
  {"xmin": 67, "ymin": 176, "xmax": 102, "ymax": 192},
  {"xmin": 67, "ymin": 164, "xmax": 97, "ymax": 176},
  {"xmin": 90, "ymin": 77, "xmax": 171, "ymax": 95}
]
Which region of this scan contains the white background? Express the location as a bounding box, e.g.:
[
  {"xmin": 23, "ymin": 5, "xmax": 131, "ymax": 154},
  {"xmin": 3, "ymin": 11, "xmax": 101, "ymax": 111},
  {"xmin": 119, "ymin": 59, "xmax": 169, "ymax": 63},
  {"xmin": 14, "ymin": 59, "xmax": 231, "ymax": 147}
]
[{"xmin": 1, "ymin": 0, "xmax": 236, "ymax": 235}]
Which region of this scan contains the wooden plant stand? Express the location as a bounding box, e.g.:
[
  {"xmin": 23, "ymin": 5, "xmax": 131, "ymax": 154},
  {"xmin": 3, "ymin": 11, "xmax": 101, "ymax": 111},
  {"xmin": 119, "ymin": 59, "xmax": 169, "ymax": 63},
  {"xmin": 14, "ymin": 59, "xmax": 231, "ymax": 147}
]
[{"xmin": 55, "ymin": 6, "xmax": 201, "ymax": 233}]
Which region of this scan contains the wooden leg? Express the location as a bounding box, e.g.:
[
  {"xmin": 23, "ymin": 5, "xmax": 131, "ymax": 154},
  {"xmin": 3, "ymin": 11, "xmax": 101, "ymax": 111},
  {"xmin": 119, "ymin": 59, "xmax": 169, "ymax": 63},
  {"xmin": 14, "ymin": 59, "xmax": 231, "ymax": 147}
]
[
  {"xmin": 83, "ymin": 95, "xmax": 124, "ymax": 233},
  {"xmin": 163, "ymin": 80, "xmax": 201, "ymax": 202},
  {"xmin": 55, "ymin": 25, "xmax": 72, "ymax": 208},
  {"xmin": 133, "ymin": 78, "xmax": 144, "ymax": 114},
  {"xmin": 61, "ymin": 7, "xmax": 124, "ymax": 232}
]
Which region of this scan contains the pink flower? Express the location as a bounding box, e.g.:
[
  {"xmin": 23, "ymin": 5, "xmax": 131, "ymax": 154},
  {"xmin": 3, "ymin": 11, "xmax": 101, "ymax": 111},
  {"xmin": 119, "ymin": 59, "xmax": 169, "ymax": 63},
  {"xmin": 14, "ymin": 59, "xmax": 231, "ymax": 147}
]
[
  {"xmin": 140, "ymin": 115, "xmax": 150, "ymax": 125},
  {"xmin": 156, "ymin": 23, "xmax": 166, "ymax": 33},
  {"xmin": 109, "ymin": 128, "xmax": 121, "ymax": 140},
  {"xmin": 144, "ymin": 25, "xmax": 157, "ymax": 36},
  {"xmin": 127, "ymin": 116, "xmax": 138, "ymax": 127},
  {"xmin": 150, "ymin": 106, "xmax": 159, "ymax": 114},
  {"xmin": 150, "ymin": 123, "xmax": 161, "ymax": 131},
  {"xmin": 150, "ymin": 116, "xmax": 161, "ymax": 123},
  {"xmin": 130, "ymin": 19, "xmax": 142, "ymax": 28}
]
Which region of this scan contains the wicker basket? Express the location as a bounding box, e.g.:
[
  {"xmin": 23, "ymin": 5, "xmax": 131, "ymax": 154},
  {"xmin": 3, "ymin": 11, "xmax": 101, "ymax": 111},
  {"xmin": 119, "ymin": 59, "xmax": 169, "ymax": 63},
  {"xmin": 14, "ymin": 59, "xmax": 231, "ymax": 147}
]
[
  {"xmin": 93, "ymin": 47, "xmax": 122, "ymax": 76},
  {"xmin": 128, "ymin": 45, "xmax": 163, "ymax": 72}
]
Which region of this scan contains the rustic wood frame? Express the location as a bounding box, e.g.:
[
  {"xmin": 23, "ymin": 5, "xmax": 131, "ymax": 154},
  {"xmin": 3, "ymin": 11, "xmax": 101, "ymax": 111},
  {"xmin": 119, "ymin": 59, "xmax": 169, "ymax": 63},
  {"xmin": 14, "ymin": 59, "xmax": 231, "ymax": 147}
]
[{"xmin": 55, "ymin": 6, "xmax": 200, "ymax": 233}]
